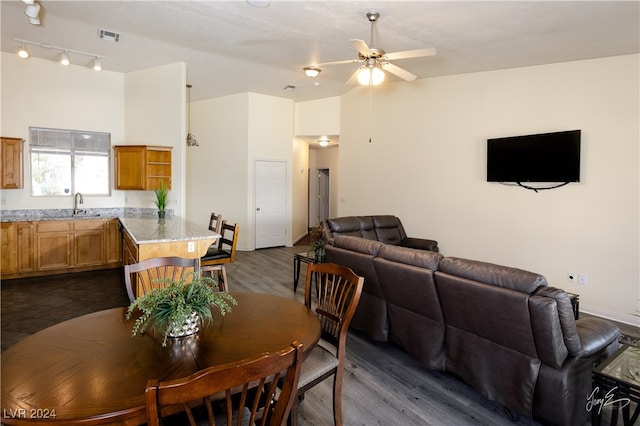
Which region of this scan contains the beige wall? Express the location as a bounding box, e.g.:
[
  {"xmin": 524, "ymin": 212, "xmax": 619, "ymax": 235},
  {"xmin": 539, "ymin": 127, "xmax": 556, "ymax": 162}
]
[
  {"xmin": 309, "ymin": 146, "xmax": 339, "ymax": 228},
  {"xmin": 123, "ymin": 62, "xmax": 186, "ymax": 215},
  {"xmin": 0, "ymin": 52, "xmax": 125, "ymax": 210},
  {"xmin": 0, "ymin": 54, "xmax": 186, "ymax": 214},
  {"xmin": 340, "ymin": 54, "xmax": 640, "ymax": 324},
  {"xmin": 187, "ymin": 93, "xmax": 301, "ymax": 250}
]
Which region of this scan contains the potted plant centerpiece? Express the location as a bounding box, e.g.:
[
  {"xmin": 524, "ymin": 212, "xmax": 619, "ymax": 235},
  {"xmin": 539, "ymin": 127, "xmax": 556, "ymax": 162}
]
[
  {"xmin": 126, "ymin": 273, "xmax": 237, "ymax": 346},
  {"xmin": 309, "ymin": 225, "xmax": 327, "ymax": 259},
  {"xmin": 153, "ymin": 180, "xmax": 169, "ymax": 219}
]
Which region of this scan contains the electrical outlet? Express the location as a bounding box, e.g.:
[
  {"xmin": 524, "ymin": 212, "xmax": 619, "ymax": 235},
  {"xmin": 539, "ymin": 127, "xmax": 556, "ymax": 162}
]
[
  {"xmin": 578, "ymin": 274, "xmax": 587, "ymax": 285},
  {"xmin": 567, "ymin": 273, "xmax": 577, "ymax": 283},
  {"xmin": 187, "ymin": 241, "xmax": 195, "ymax": 253}
]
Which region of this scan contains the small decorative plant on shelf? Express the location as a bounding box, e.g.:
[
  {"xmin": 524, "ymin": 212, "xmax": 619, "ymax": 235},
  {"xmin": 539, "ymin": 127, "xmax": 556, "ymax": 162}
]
[
  {"xmin": 309, "ymin": 225, "xmax": 327, "ymax": 258},
  {"xmin": 126, "ymin": 273, "xmax": 237, "ymax": 346},
  {"xmin": 153, "ymin": 180, "xmax": 169, "ymax": 218}
]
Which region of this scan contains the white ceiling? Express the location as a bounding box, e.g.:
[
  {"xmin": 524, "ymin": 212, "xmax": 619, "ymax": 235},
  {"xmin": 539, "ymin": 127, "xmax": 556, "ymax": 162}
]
[{"xmin": 2, "ymin": 1, "xmax": 639, "ymax": 103}]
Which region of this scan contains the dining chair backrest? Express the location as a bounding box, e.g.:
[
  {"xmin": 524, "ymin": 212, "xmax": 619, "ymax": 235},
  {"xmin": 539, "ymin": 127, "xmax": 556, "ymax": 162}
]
[
  {"xmin": 145, "ymin": 341, "xmax": 303, "ymax": 426},
  {"xmin": 292, "ymin": 262, "xmax": 363, "ymax": 426},
  {"xmin": 208, "ymin": 212, "xmax": 223, "ymax": 234},
  {"xmin": 201, "ymin": 221, "xmax": 239, "ymax": 266},
  {"xmin": 305, "ymin": 262, "xmax": 363, "ymax": 358},
  {"xmin": 124, "ymin": 256, "xmax": 199, "ymax": 303}
]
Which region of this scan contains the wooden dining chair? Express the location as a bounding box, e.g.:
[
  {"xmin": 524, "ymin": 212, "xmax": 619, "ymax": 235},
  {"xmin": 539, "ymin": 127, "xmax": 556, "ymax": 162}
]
[
  {"xmin": 200, "ymin": 221, "xmax": 239, "ymax": 292},
  {"xmin": 124, "ymin": 256, "xmax": 199, "ymax": 303},
  {"xmin": 145, "ymin": 341, "xmax": 304, "ymax": 426},
  {"xmin": 208, "ymin": 211, "xmax": 223, "ymax": 234},
  {"xmin": 291, "ymin": 262, "xmax": 364, "ymax": 426}
]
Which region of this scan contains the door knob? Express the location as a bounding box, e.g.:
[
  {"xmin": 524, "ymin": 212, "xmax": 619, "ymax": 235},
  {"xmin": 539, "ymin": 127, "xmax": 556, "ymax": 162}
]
[{"xmin": 256, "ymin": 207, "xmax": 261, "ymax": 211}]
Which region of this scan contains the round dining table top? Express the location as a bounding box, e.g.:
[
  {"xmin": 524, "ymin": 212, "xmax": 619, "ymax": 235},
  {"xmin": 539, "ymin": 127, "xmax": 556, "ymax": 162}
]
[{"xmin": 1, "ymin": 292, "xmax": 321, "ymax": 425}]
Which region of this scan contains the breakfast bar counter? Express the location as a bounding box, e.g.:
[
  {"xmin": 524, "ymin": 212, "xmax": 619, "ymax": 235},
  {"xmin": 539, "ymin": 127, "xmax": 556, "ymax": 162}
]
[{"xmin": 119, "ymin": 216, "xmax": 220, "ymax": 265}]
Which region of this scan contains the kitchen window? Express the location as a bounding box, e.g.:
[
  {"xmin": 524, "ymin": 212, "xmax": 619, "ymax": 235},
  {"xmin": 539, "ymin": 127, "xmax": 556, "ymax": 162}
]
[{"xmin": 30, "ymin": 127, "xmax": 111, "ymax": 196}]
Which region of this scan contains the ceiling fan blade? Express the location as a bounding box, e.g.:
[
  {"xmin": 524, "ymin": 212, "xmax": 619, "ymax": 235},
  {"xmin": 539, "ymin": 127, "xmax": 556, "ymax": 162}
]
[
  {"xmin": 384, "ymin": 47, "xmax": 437, "ymax": 61},
  {"xmin": 381, "ymin": 62, "xmax": 417, "ymax": 81},
  {"xmin": 350, "ymin": 39, "xmax": 373, "ymax": 57},
  {"xmin": 314, "ymin": 58, "xmax": 360, "ymax": 67}
]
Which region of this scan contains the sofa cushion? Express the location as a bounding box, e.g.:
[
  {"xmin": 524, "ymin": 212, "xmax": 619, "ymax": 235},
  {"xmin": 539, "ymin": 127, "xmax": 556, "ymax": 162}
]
[
  {"xmin": 378, "ymin": 244, "xmax": 443, "ymax": 271},
  {"xmin": 372, "ymin": 215, "xmax": 404, "ymax": 245},
  {"xmin": 439, "ymin": 257, "xmax": 547, "ymax": 294},
  {"xmin": 333, "ymin": 235, "xmax": 384, "ymax": 257},
  {"xmin": 325, "ymin": 216, "xmax": 377, "ymax": 240}
]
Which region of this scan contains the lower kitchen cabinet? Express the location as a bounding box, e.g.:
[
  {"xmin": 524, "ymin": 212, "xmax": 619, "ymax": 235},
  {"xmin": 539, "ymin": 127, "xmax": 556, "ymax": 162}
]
[{"xmin": 1, "ymin": 218, "xmax": 122, "ymax": 279}]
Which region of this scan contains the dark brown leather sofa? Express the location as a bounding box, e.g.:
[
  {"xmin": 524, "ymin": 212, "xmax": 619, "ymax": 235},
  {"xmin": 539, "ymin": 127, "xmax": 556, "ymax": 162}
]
[
  {"xmin": 323, "ymin": 229, "xmax": 620, "ymax": 426},
  {"xmin": 322, "ymin": 215, "xmax": 439, "ymax": 341}
]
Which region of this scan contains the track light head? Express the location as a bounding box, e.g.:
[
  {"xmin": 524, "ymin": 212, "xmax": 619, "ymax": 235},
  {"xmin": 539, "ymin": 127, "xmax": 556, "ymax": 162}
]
[
  {"xmin": 93, "ymin": 57, "xmax": 102, "ymax": 71},
  {"xmin": 17, "ymin": 43, "xmax": 30, "ymax": 59},
  {"xmin": 60, "ymin": 52, "xmax": 70, "ymax": 66},
  {"xmin": 24, "ymin": 2, "xmax": 41, "ymax": 25}
]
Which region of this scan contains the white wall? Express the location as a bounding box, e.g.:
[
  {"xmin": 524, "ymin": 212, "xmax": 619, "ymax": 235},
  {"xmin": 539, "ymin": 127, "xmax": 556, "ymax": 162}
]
[
  {"xmin": 0, "ymin": 52, "xmax": 125, "ymax": 210},
  {"xmin": 124, "ymin": 62, "xmax": 186, "ymax": 215},
  {"xmin": 339, "ymin": 54, "xmax": 639, "ymax": 325}
]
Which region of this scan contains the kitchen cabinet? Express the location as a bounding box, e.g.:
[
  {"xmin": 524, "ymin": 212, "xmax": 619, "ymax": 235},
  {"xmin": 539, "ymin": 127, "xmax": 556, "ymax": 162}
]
[
  {"xmin": 36, "ymin": 221, "xmax": 72, "ymax": 271},
  {"xmin": 105, "ymin": 218, "xmax": 122, "ymax": 264},
  {"xmin": 1, "ymin": 222, "xmax": 18, "ymax": 274},
  {"xmin": 17, "ymin": 222, "xmax": 35, "ymax": 273},
  {"xmin": 1, "ymin": 137, "xmax": 24, "ymax": 189},
  {"xmin": 1, "ymin": 218, "xmax": 123, "ymax": 279},
  {"xmin": 113, "ymin": 145, "xmax": 172, "ymax": 190}
]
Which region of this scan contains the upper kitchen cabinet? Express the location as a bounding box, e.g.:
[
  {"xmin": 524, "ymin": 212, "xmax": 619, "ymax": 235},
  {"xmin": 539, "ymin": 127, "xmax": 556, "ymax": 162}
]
[
  {"xmin": 113, "ymin": 145, "xmax": 172, "ymax": 190},
  {"xmin": 1, "ymin": 137, "xmax": 24, "ymax": 189}
]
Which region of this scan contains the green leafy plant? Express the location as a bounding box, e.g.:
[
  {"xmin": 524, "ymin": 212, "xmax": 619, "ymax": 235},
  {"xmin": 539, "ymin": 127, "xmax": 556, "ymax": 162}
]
[
  {"xmin": 126, "ymin": 273, "xmax": 237, "ymax": 346},
  {"xmin": 152, "ymin": 180, "xmax": 169, "ymax": 213}
]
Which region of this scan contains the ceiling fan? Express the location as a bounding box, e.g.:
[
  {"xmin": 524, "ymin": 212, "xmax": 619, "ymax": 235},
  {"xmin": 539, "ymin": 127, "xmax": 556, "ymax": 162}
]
[{"xmin": 303, "ymin": 11, "xmax": 437, "ymax": 86}]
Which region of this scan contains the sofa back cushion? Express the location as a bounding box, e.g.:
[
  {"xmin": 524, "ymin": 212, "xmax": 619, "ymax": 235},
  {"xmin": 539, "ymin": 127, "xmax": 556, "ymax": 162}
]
[
  {"xmin": 372, "ymin": 215, "xmax": 406, "ymax": 245},
  {"xmin": 438, "ymin": 257, "xmax": 547, "ymax": 294},
  {"xmin": 324, "ymin": 216, "xmax": 377, "ymax": 240}
]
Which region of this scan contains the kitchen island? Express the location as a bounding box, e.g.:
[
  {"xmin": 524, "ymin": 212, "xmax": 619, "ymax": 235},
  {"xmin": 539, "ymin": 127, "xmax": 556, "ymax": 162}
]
[{"xmin": 119, "ymin": 216, "xmax": 219, "ymax": 265}]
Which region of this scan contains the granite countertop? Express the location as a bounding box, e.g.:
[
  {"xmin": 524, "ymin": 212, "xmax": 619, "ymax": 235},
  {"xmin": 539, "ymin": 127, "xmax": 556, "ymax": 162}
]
[
  {"xmin": 0, "ymin": 208, "xmax": 219, "ymax": 244},
  {"xmin": 119, "ymin": 216, "xmax": 219, "ymax": 244}
]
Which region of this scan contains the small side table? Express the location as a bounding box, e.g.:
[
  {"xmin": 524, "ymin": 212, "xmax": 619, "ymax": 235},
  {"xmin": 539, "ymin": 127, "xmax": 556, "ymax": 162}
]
[
  {"xmin": 567, "ymin": 292, "xmax": 580, "ymax": 319},
  {"xmin": 293, "ymin": 251, "xmax": 325, "ymax": 293},
  {"xmin": 591, "ymin": 344, "xmax": 640, "ymax": 425}
]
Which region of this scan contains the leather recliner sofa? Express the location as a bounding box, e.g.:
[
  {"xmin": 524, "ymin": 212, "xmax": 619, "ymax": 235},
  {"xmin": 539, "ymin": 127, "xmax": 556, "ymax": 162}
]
[
  {"xmin": 323, "ymin": 230, "xmax": 620, "ymax": 426},
  {"xmin": 322, "ymin": 215, "xmax": 439, "ymax": 341}
]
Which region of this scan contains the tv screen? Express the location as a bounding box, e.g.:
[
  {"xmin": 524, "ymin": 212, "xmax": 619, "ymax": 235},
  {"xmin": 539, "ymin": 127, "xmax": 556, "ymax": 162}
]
[{"xmin": 487, "ymin": 130, "xmax": 581, "ymax": 183}]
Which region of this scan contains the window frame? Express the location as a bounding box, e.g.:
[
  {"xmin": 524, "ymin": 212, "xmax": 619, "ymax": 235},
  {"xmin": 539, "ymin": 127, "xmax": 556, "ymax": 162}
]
[{"xmin": 29, "ymin": 127, "xmax": 111, "ymax": 197}]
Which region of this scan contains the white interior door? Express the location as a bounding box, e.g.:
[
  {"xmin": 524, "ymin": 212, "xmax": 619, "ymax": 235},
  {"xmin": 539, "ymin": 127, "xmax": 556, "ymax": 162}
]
[{"xmin": 255, "ymin": 160, "xmax": 287, "ymax": 249}]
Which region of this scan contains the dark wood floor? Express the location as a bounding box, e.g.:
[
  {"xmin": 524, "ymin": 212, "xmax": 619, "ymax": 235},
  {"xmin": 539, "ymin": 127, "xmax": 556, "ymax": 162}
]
[{"xmin": 2, "ymin": 242, "xmax": 636, "ymax": 425}]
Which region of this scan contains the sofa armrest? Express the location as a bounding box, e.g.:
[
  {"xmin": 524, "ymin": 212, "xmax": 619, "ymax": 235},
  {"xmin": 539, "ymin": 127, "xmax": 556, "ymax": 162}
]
[
  {"xmin": 575, "ymin": 318, "xmax": 619, "ymax": 358},
  {"xmin": 401, "ymin": 237, "xmax": 439, "ymax": 252}
]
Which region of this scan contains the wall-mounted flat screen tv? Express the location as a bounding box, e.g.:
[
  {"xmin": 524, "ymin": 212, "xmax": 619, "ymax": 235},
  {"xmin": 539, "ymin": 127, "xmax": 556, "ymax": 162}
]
[{"xmin": 487, "ymin": 130, "xmax": 581, "ymax": 183}]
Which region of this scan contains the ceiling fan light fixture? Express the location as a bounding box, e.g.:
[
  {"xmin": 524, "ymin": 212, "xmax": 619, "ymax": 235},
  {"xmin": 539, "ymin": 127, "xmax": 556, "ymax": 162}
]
[
  {"xmin": 303, "ymin": 67, "xmax": 321, "ymax": 78},
  {"xmin": 357, "ymin": 66, "xmax": 385, "ymax": 86}
]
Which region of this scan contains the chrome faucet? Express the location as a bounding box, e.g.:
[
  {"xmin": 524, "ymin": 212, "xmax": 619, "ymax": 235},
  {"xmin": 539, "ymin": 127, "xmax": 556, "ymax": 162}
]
[{"xmin": 73, "ymin": 192, "xmax": 84, "ymax": 215}]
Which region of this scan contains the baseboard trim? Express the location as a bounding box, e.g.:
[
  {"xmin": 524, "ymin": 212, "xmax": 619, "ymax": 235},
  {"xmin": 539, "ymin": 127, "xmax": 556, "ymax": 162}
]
[{"xmin": 581, "ymin": 306, "xmax": 640, "ymax": 327}]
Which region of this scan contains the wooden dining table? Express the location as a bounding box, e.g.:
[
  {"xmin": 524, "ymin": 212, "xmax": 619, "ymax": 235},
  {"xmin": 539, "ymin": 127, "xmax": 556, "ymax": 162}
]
[{"xmin": 1, "ymin": 292, "xmax": 321, "ymax": 425}]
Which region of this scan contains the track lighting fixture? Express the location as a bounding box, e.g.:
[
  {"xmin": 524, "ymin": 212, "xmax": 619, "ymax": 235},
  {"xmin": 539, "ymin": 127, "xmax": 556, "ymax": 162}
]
[
  {"xmin": 303, "ymin": 67, "xmax": 321, "ymax": 78},
  {"xmin": 14, "ymin": 38, "xmax": 106, "ymax": 71},
  {"xmin": 60, "ymin": 52, "xmax": 70, "ymax": 66},
  {"xmin": 17, "ymin": 43, "xmax": 30, "ymax": 59},
  {"xmin": 23, "ymin": 1, "xmax": 41, "ymax": 25}
]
